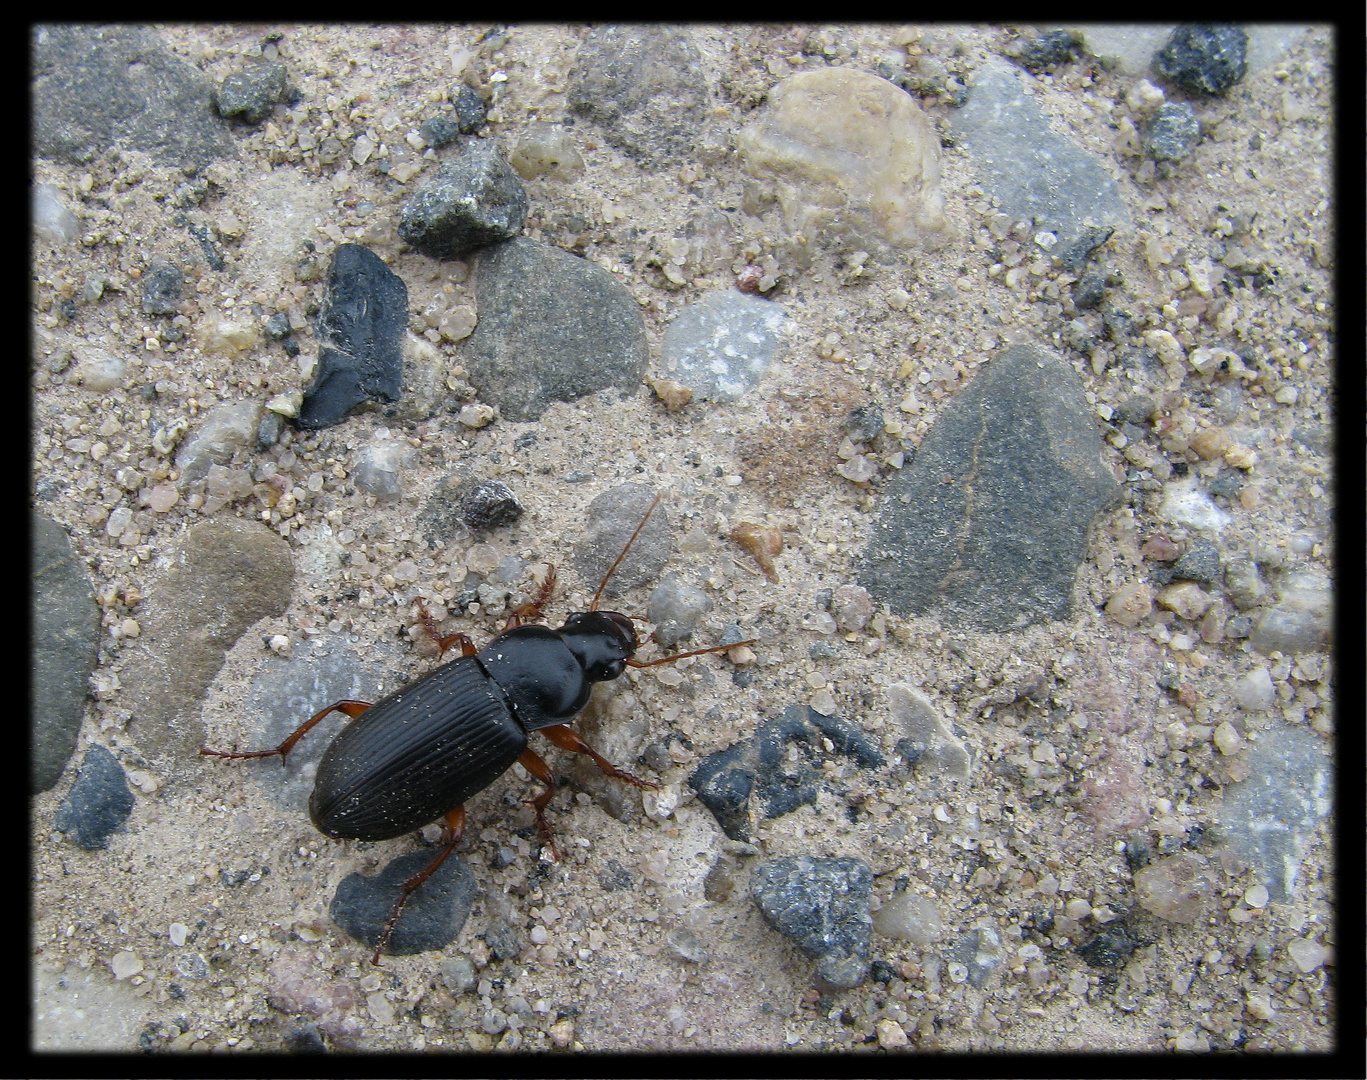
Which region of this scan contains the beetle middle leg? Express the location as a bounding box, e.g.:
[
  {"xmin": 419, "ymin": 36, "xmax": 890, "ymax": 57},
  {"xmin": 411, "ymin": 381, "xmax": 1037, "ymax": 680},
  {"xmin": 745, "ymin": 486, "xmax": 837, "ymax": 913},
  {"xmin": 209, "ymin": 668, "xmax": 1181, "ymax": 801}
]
[
  {"xmin": 200, "ymin": 699, "xmax": 372, "ymax": 762},
  {"xmin": 372, "ymin": 804, "xmax": 467, "ymax": 965}
]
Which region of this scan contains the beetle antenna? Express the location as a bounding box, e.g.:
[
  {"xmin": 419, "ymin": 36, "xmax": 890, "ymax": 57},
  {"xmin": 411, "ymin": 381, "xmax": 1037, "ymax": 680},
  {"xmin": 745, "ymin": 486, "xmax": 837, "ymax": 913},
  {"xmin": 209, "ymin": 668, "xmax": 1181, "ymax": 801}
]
[{"xmin": 591, "ymin": 491, "xmax": 663, "ymax": 611}]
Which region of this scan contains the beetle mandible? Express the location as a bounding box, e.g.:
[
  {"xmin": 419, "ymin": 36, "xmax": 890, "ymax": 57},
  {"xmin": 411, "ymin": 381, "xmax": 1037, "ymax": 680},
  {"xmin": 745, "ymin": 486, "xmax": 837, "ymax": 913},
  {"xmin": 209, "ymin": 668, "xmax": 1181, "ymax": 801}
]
[{"xmin": 202, "ymin": 491, "xmax": 754, "ymax": 963}]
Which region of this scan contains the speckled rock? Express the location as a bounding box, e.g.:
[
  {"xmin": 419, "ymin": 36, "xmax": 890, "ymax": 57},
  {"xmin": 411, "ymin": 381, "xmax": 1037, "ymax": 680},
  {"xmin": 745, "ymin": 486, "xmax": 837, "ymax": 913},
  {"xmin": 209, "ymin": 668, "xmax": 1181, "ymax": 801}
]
[
  {"xmin": 31, "ymin": 513, "xmax": 101, "ymax": 793},
  {"xmin": 1144, "ymin": 102, "xmax": 1202, "ymax": 161},
  {"xmin": 214, "ymin": 61, "xmax": 288, "ymax": 124},
  {"xmin": 660, "ymin": 290, "xmax": 787, "ymax": 402},
  {"xmin": 462, "ymin": 238, "xmax": 647, "ymax": 422},
  {"xmin": 330, "ymin": 849, "xmax": 478, "ymax": 955},
  {"xmin": 1153, "ymin": 24, "xmax": 1247, "ymax": 97},
  {"xmin": 751, "ymin": 855, "xmax": 873, "ymax": 989},
  {"xmin": 398, "ymin": 143, "xmax": 528, "ymax": 260},
  {"xmin": 738, "ymin": 66, "xmax": 951, "ymax": 250}
]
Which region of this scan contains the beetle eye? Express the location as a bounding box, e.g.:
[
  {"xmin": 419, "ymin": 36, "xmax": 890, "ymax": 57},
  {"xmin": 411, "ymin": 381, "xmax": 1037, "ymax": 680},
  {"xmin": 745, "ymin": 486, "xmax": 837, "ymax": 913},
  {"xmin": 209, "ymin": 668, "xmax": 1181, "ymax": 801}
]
[{"xmin": 592, "ymin": 658, "xmax": 625, "ymax": 681}]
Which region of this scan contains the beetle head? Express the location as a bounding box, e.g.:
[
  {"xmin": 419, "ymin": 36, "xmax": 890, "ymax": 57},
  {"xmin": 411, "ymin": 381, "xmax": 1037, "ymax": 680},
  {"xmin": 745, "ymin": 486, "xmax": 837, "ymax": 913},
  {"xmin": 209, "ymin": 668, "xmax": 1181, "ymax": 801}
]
[{"xmin": 559, "ymin": 611, "xmax": 639, "ymax": 682}]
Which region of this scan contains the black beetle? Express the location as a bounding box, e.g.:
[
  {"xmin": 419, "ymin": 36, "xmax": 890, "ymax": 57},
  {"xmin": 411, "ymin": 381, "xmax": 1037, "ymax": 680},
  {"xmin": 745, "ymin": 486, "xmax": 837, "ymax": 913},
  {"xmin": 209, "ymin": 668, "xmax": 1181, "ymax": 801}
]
[{"xmin": 202, "ymin": 492, "xmax": 753, "ymax": 962}]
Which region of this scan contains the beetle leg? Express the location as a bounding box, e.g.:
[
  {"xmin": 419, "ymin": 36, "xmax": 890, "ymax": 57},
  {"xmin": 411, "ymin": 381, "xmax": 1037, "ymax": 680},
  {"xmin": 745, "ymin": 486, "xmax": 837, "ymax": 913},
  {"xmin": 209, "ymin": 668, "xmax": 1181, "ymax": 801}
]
[
  {"xmin": 415, "ymin": 598, "xmax": 471, "ymax": 656},
  {"xmin": 504, "ymin": 563, "xmax": 557, "ymax": 629},
  {"xmin": 200, "ymin": 700, "xmax": 371, "ymax": 762},
  {"xmin": 516, "ymin": 748, "xmax": 562, "ymax": 861},
  {"xmin": 372, "ymin": 805, "xmax": 466, "ymax": 966},
  {"xmin": 538, "ymin": 723, "xmax": 658, "ymax": 791}
]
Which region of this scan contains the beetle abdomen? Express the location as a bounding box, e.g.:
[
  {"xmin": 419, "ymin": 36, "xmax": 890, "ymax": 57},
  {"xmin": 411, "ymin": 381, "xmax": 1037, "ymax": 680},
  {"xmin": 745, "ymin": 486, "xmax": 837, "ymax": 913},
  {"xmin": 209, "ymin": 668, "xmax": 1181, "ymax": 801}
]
[{"xmin": 310, "ymin": 655, "xmax": 526, "ymax": 841}]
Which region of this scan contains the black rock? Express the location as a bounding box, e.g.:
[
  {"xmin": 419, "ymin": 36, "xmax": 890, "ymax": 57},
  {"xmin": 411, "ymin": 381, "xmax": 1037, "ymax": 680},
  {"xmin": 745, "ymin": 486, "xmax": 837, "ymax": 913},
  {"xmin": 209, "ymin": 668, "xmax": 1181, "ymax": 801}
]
[
  {"xmin": 857, "ymin": 344, "xmax": 1120, "ymax": 631},
  {"xmin": 1072, "ymin": 269, "xmax": 1107, "ymax": 310},
  {"xmin": 455, "ymin": 477, "xmax": 523, "ymax": 532},
  {"xmin": 1144, "ymin": 102, "xmax": 1202, "ymax": 162},
  {"xmin": 689, "ymin": 744, "xmax": 755, "ymax": 843},
  {"xmin": 420, "ymin": 115, "xmax": 462, "ymax": 149},
  {"xmin": 215, "ymin": 61, "xmax": 288, "ymax": 124},
  {"xmin": 600, "ymin": 858, "xmax": 636, "ymax": 892},
  {"xmin": 1018, "ymin": 29, "xmax": 1076, "ymax": 73},
  {"xmin": 844, "ymin": 404, "xmax": 885, "ymax": 444},
  {"xmin": 452, "ymin": 85, "xmax": 489, "ymax": 133},
  {"xmin": 31, "ymin": 513, "xmax": 101, "ymax": 793},
  {"xmin": 398, "ymin": 143, "xmax": 528, "ymax": 260},
  {"xmin": 263, "ymin": 311, "xmax": 292, "ymax": 340},
  {"xmin": 1172, "ymin": 537, "xmax": 1222, "ymax": 586},
  {"xmin": 54, "ymin": 744, "xmax": 135, "ymax": 850},
  {"xmin": 1153, "ymin": 24, "xmax": 1248, "ymax": 97},
  {"xmin": 329, "ymin": 849, "xmax": 478, "ymax": 955},
  {"xmin": 1055, "ymin": 225, "xmax": 1115, "ymax": 273},
  {"xmin": 1077, "ymin": 923, "xmax": 1141, "ymax": 968},
  {"xmin": 462, "ymin": 238, "xmax": 647, "ymax": 422},
  {"xmin": 141, "ymin": 257, "xmax": 183, "ymax": 315},
  {"xmin": 806, "ymin": 708, "xmax": 886, "ymax": 770},
  {"xmin": 297, "ymin": 244, "xmax": 408, "ymax": 430},
  {"xmin": 483, "ymin": 917, "xmax": 523, "ymax": 961},
  {"xmin": 751, "ymin": 855, "xmax": 873, "ymax": 989}
]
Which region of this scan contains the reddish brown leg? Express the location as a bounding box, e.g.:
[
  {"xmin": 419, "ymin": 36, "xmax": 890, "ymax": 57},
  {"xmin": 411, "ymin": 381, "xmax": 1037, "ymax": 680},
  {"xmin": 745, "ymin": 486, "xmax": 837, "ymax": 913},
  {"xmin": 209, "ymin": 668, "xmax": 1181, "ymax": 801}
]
[
  {"xmin": 516, "ymin": 747, "xmax": 563, "ymax": 861},
  {"xmin": 200, "ymin": 700, "xmax": 371, "ymax": 762},
  {"xmin": 372, "ymin": 805, "xmax": 466, "ymax": 966},
  {"xmin": 539, "ymin": 724, "xmax": 658, "ymax": 792},
  {"xmin": 416, "ymin": 598, "xmax": 476, "ymax": 657},
  {"xmin": 504, "ymin": 564, "xmax": 557, "ymax": 630}
]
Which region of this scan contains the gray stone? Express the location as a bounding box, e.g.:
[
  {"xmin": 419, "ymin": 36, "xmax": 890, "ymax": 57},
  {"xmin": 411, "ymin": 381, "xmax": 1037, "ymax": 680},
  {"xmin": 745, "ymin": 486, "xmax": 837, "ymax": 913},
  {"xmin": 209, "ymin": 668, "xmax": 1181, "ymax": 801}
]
[
  {"xmin": 214, "ymin": 61, "xmax": 288, "ymax": 125},
  {"xmin": 646, "ymin": 574, "xmax": 712, "ymax": 647},
  {"xmin": 567, "ymin": 26, "xmax": 711, "ymax": 168},
  {"xmin": 329, "ymin": 850, "xmax": 478, "ymax": 956},
  {"xmin": 573, "ymin": 484, "xmax": 671, "ymax": 600},
  {"xmin": 463, "ymin": 239, "xmax": 646, "ymax": 421},
  {"xmin": 857, "ymin": 344, "xmax": 1120, "ymax": 631},
  {"xmin": 751, "ymin": 855, "xmax": 872, "ymax": 988},
  {"xmin": 1218, "ymin": 724, "xmax": 1329, "ymax": 902},
  {"xmin": 1153, "ymin": 24, "xmax": 1247, "ymax": 96},
  {"xmin": 1172, "ymin": 537, "xmax": 1223, "ymax": 586},
  {"xmin": 398, "ymin": 143, "xmax": 528, "ymax": 261},
  {"xmin": 451, "ymin": 85, "xmax": 488, "ymax": 133},
  {"xmin": 54, "ymin": 744, "xmax": 135, "ymax": 850},
  {"xmin": 951, "ymin": 62, "xmax": 1129, "ymax": 247},
  {"xmin": 31, "ymin": 513, "xmax": 101, "ymax": 793},
  {"xmin": 660, "ymin": 290, "xmax": 786, "ymax": 402},
  {"xmin": 32, "ymin": 25, "xmax": 235, "ymax": 169},
  {"xmin": 1144, "ymin": 102, "xmax": 1202, "ymax": 162},
  {"xmin": 1248, "ymin": 571, "xmax": 1330, "ymax": 655}
]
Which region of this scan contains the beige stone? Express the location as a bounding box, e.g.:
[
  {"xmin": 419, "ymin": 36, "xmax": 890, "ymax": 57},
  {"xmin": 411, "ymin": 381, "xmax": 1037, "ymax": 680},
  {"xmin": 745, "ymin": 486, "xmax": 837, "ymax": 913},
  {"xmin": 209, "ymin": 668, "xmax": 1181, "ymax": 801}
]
[{"xmin": 737, "ymin": 67, "xmax": 952, "ymax": 250}]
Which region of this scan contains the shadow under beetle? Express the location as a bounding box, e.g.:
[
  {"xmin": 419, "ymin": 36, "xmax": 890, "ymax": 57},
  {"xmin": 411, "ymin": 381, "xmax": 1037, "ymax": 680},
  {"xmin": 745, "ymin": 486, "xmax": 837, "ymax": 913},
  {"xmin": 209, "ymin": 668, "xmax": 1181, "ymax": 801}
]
[{"xmin": 202, "ymin": 491, "xmax": 754, "ymax": 963}]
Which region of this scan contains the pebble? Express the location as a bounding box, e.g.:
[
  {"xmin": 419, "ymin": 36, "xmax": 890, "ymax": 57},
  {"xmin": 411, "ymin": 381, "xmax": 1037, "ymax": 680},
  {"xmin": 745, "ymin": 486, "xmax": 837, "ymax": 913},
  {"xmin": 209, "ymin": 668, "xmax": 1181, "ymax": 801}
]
[
  {"xmin": 875, "ymin": 1017, "xmax": 910, "ymax": 1049},
  {"xmin": 872, "ymin": 890, "xmax": 942, "ymax": 948},
  {"xmin": 352, "ymin": 438, "xmax": 414, "ymax": 500},
  {"xmin": 750, "ymin": 855, "xmax": 873, "ymax": 988},
  {"xmin": 31, "ymin": 514, "xmax": 101, "ymax": 793},
  {"xmin": 298, "ymin": 244, "xmax": 407, "ymax": 429},
  {"xmin": 140, "ymin": 257, "xmax": 183, "ymax": 316},
  {"xmin": 738, "ymin": 66, "xmax": 950, "ymax": 249},
  {"xmin": 110, "ymin": 951, "xmax": 144, "ymax": 981},
  {"xmin": 887, "ymin": 683, "xmax": 971, "ymax": 779},
  {"xmin": 509, "ymin": 123, "xmax": 585, "ymax": 181},
  {"xmin": 399, "ymin": 142, "xmax": 528, "ymax": 260},
  {"xmin": 1076, "ymin": 923, "xmax": 1139, "ymax": 969},
  {"xmin": 484, "ymin": 917, "xmax": 522, "ymax": 961},
  {"xmin": 169, "ymin": 922, "xmax": 189, "ymax": 947},
  {"xmin": 1158, "ymin": 478, "xmax": 1231, "ymax": 533},
  {"xmin": 215, "ymin": 61, "xmax": 288, "ymax": 124},
  {"xmin": 1212, "ymin": 720, "xmax": 1244, "ymax": 755},
  {"xmin": 451, "ymin": 85, "xmax": 488, "ymax": 133},
  {"xmin": 647, "ymin": 574, "xmax": 712, "ymax": 647},
  {"xmin": 665, "ymin": 927, "xmax": 709, "ymax": 964},
  {"xmin": 329, "ymin": 850, "xmax": 478, "ymax": 956},
  {"xmin": 1144, "ymin": 103, "xmax": 1202, "ymax": 162},
  {"xmin": 441, "ymin": 955, "xmax": 476, "ymax": 995},
  {"xmin": 54, "ymin": 744, "xmax": 135, "ymax": 850},
  {"xmin": 33, "ymin": 183, "xmax": 81, "ymax": 244},
  {"xmin": 567, "ymin": 26, "xmax": 710, "ymax": 168},
  {"xmin": 1172, "ymin": 538, "xmax": 1223, "ymax": 586},
  {"xmin": 1131, "ymin": 852, "xmax": 1211, "ymax": 923},
  {"xmin": 572, "ymin": 483, "xmax": 671, "ymax": 600},
  {"xmin": 1223, "ymin": 559, "xmax": 1268, "ymax": 610},
  {"xmin": 1153, "ymin": 24, "xmax": 1248, "ymax": 97},
  {"xmin": 1286, "ymin": 937, "xmax": 1328, "ymax": 974},
  {"xmin": 660, "ymin": 290, "xmax": 787, "ymax": 403},
  {"xmin": 1017, "ymin": 29, "xmax": 1076, "ymax": 73},
  {"xmin": 174, "ymin": 401, "xmax": 262, "ymax": 483},
  {"xmin": 419, "ymin": 116, "xmax": 461, "ymax": 149},
  {"xmin": 829, "ymin": 584, "xmax": 873, "ymax": 632},
  {"xmin": 1248, "ymin": 571, "xmax": 1331, "ymax": 655},
  {"xmin": 1105, "ymin": 581, "xmax": 1154, "ymax": 628},
  {"xmin": 1157, "ymin": 581, "xmax": 1212, "ymax": 621},
  {"xmin": 463, "ymin": 238, "xmax": 646, "ymax": 421},
  {"xmin": 455, "ymin": 477, "xmax": 523, "ymax": 532}
]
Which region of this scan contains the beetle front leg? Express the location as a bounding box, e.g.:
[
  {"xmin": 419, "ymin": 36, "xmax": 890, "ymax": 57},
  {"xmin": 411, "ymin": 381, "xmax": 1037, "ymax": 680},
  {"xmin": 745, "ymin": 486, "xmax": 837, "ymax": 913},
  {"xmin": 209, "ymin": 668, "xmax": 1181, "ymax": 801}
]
[
  {"xmin": 503, "ymin": 564, "xmax": 557, "ymax": 629},
  {"xmin": 538, "ymin": 723, "xmax": 659, "ymax": 792},
  {"xmin": 373, "ymin": 805, "xmax": 467, "ymax": 966},
  {"xmin": 200, "ymin": 700, "xmax": 372, "ymax": 762}
]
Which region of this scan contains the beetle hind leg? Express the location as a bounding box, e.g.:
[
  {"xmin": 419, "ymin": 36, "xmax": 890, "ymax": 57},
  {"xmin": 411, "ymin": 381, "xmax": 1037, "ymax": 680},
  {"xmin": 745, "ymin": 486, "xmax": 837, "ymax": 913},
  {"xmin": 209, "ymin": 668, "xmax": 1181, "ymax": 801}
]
[
  {"xmin": 373, "ymin": 805, "xmax": 467, "ymax": 965},
  {"xmin": 200, "ymin": 699, "xmax": 371, "ymax": 762}
]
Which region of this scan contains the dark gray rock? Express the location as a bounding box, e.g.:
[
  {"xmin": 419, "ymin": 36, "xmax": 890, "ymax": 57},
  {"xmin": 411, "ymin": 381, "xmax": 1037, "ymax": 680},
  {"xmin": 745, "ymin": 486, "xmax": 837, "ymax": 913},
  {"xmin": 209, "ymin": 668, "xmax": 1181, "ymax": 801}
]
[
  {"xmin": 951, "ymin": 62, "xmax": 1129, "ymax": 247},
  {"xmin": 32, "ymin": 24, "xmax": 235, "ymax": 169},
  {"xmin": 751, "ymin": 855, "xmax": 873, "ymax": 989},
  {"xmin": 398, "ymin": 143, "xmax": 528, "ymax": 260},
  {"xmin": 1073, "ymin": 269, "xmax": 1108, "ymax": 310},
  {"xmin": 54, "ymin": 745, "xmax": 135, "ymax": 850},
  {"xmin": 452, "ymin": 86, "xmax": 489, "ymax": 133},
  {"xmin": 31, "ymin": 513, "xmax": 101, "ymax": 793},
  {"xmin": 567, "ymin": 26, "xmax": 711, "ymax": 168},
  {"xmin": 140, "ymin": 257, "xmax": 183, "ymax": 316},
  {"xmin": 573, "ymin": 484, "xmax": 671, "ymax": 600},
  {"xmin": 689, "ymin": 744, "xmax": 754, "ymax": 842},
  {"xmin": 420, "ymin": 116, "xmax": 461, "ymax": 149},
  {"xmin": 857, "ymin": 344, "xmax": 1120, "ymax": 631},
  {"xmin": 1076, "ymin": 922, "xmax": 1140, "ymax": 968},
  {"xmin": 1018, "ymin": 29, "xmax": 1076, "ymax": 73},
  {"xmin": 1153, "ymin": 24, "xmax": 1248, "ymax": 97},
  {"xmin": 214, "ymin": 61, "xmax": 288, "ymax": 125},
  {"xmin": 1144, "ymin": 102, "xmax": 1202, "ymax": 161},
  {"xmin": 1055, "ymin": 226, "xmax": 1116, "ymax": 273},
  {"xmin": 1218, "ymin": 724, "xmax": 1330, "ymax": 903},
  {"xmin": 844, "ymin": 405, "xmax": 885, "ymax": 444},
  {"xmin": 483, "ymin": 917, "xmax": 523, "ymax": 960},
  {"xmin": 462, "ymin": 238, "xmax": 647, "ymax": 421},
  {"xmin": 1172, "ymin": 538, "xmax": 1223, "ymax": 586},
  {"xmin": 807, "ymin": 709, "xmax": 886, "ymax": 770},
  {"xmin": 454, "ymin": 477, "xmax": 524, "ymax": 532},
  {"xmin": 298, "ymin": 244, "xmax": 408, "ymax": 430},
  {"xmin": 119, "ymin": 520, "xmax": 293, "ymax": 774},
  {"xmin": 329, "ymin": 849, "xmax": 478, "ymax": 956},
  {"xmin": 600, "ymin": 858, "xmax": 636, "ymax": 892}
]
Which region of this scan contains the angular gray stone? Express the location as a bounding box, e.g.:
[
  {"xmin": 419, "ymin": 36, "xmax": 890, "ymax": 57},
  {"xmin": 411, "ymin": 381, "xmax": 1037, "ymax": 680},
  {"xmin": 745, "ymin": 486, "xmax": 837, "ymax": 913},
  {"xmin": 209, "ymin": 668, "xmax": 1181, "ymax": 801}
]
[
  {"xmin": 32, "ymin": 25, "xmax": 235, "ymax": 169},
  {"xmin": 31, "ymin": 514, "xmax": 101, "ymax": 792},
  {"xmin": 751, "ymin": 855, "xmax": 873, "ymax": 988},
  {"xmin": 573, "ymin": 483, "xmax": 671, "ymax": 600},
  {"xmin": 950, "ymin": 62, "xmax": 1129, "ymax": 247},
  {"xmin": 214, "ymin": 61, "xmax": 288, "ymax": 125},
  {"xmin": 858, "ymin": 344, "xmax": 1120, "ymax": 631},
  {"xmin": 398, "ymin": 143, "xmax": 527, "ymax": 260},
  {"xmin": 462, "ymin": 239, "xmax": 647, "ymax": 421},
  {"xmin": 330, "ymin": 849, "xmax": 479, "ymax": 956},
  {"xmin": 54, "ymin": 744, "xmax": 135, "ymax": 850}
]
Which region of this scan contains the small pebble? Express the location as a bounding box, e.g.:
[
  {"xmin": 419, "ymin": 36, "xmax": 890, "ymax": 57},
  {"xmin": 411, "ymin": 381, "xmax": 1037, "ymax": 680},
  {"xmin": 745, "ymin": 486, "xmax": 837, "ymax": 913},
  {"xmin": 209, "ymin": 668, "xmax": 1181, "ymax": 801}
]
[
  {"xmin": 110, "ymin": 951, "xmax": 143, "ymax": 980},
  {"xmin": 1243, "ymin": 884, "xmax": 1269, "ymax": 909},
  {"xmin": 1212, "ymin": 720, "xmax": 1244, "ymax": 755},
  {"xmin": 875, "ymin": 1017, "xmax": 909, "ymax": 1048},
  {"xmin": 1286, "ymin": 937, "xmax": 1328, "ymax": 973},
  {"xmin": 169, "ymin": 922, "xmax": 189, "ymax": 947}
]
